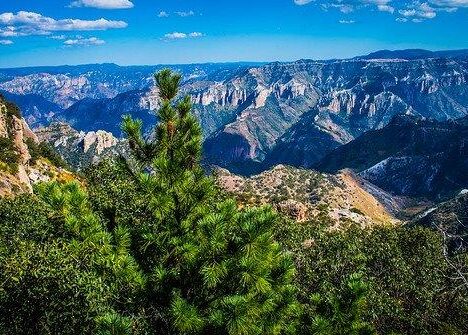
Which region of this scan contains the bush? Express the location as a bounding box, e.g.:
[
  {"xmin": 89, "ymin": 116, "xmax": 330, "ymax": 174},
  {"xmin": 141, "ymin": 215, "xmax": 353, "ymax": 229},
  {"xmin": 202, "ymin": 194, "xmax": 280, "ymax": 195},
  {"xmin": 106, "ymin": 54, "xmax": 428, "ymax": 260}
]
[{"xmin": 0, "ymin": 137, "xmax": 19, "ymax": 173}]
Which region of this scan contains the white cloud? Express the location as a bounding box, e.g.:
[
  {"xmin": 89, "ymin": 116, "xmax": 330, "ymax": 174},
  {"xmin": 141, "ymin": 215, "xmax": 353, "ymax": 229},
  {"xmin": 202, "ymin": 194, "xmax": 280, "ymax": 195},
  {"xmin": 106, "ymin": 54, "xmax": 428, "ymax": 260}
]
[
  {"xmin": 64, "ymin": 36, "xmax": 105, "ymax": 46},
  {"xmin": 165, "ymin": 32, "xmax": 187, "ymax": 39},
  {"xmin": 339, "ymin": 19, "xmax": 356, "ymax": 24},
  {"xmin": 50, "ymin": 34, "xmax": 67, "ymax": 40},
  {"xmin": 294, "ymin": 0, "xmax": 314, "ymax": 4},
  {"xmin": 294, "ymin": 0, "xmax": 466, "ymax": 21},
  {"xmin": 0, "ymin": 26, "xmax": 24, "ymax": 37},
  {"xmin": 0, "ymin": 11, "xmax": 127, "ymax": 36},
  {"xmin": 175, "ymin": 11, "xmax": 195, "ymax": 17},
  {"xmin": 0, "ymin": 39, "xmax": 13, "ymax": 45},
  {"xmin": 188, "ymin": 32, "xmax": 203, "ymax": 37},
  {"xmin": 164, "ymin": 31, "xmax": 204, "ymax": 40},
  {"xmin": 158, "ymin": 11, "xmax": 169, "ymax": 18},
  {"xmin": 429, "ymin": 0, "xmax": 468, "ymax": 7},
  {"xmin": 377, "ymin": 3, "xmax": 395, "ymax": 13},
  {"xmin": 399, "ymin": 2, "xmax": 437, "ymax": 20},
  {"xmin": 69, "ymin": 0, "xmax": 134, "ymax": 9}
]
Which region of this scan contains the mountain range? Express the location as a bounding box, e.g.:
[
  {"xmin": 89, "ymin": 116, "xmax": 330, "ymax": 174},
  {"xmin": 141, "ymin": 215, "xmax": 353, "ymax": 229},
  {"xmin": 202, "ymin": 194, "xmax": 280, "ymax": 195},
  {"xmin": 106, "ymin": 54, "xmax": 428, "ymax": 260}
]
[{"xmin": 1, "ymin": 49, "xmax": 467, "ymax": 201}]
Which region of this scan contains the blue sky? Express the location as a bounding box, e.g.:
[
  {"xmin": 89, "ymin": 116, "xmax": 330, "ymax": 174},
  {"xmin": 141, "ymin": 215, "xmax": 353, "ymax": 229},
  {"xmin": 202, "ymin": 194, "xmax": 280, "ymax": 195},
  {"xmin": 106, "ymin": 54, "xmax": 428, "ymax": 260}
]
[{"xmin": 0, "ymin": 0, "xmax": 467, "ymax": 67}]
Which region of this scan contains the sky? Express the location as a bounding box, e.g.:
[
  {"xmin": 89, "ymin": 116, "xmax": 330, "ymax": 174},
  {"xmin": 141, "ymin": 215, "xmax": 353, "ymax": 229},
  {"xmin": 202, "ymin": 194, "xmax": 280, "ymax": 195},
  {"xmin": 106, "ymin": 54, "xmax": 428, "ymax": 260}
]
[{"xmin": 0, "ymin": 0, "xmax": 467, "ymax": 67}]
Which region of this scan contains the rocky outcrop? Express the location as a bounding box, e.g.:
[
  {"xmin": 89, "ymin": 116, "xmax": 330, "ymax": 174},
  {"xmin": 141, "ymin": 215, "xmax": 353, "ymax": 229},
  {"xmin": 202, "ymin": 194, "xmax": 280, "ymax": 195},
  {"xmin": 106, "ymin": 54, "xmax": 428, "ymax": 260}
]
[
  {"xmin": 36, "ymin": 122, "xmax": 125, "ymax": 170},
  {"xmin": 277, "ymin": 199, "xmax": 308, "ymax": 222},
  {"xmin": 82, "ymin": 131, "xmax": 118, "ymax": 155}
]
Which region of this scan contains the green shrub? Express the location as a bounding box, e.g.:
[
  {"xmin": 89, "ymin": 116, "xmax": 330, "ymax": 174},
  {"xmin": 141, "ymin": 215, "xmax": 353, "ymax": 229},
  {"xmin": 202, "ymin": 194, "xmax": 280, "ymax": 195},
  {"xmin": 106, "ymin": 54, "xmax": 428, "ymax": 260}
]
[{"xmin": 0, "ymin": 137, "xmax": 19, "ymax": 173}]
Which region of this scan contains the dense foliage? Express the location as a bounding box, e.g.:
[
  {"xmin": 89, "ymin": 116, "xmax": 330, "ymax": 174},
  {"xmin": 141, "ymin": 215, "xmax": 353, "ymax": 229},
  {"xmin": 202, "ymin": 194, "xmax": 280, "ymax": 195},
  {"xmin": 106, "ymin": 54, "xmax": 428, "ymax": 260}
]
[
  {"xmin": 0, "ymin": 70, "xmax": 300, "ymax": 334},
  {"xmin": 277, "ymin": 221, "xmax": 468, "ymax": 335},
  {"xmin": 0, "ymin": 137, "xmax": 19, "ymax": 173},
  {"xmin": 0, "ymin": 183, "xmax": 145, "ymax": 334},
  {"xmin": 0, "ymin": 70, "xmax": 467, "ymax": 334}
]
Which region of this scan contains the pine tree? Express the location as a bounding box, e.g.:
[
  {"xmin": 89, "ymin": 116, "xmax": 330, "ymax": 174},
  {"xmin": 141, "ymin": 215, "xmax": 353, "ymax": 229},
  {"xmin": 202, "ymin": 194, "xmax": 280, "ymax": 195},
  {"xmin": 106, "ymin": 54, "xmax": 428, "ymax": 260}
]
[{"xmin": 121, "ymin": 69, "xmax": 301, "ymax": 334}]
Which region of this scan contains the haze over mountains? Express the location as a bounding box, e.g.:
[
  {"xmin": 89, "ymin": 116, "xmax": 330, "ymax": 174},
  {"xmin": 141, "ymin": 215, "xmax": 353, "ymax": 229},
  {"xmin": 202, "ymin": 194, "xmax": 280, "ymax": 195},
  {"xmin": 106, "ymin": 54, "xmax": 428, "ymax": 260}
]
[{"xmin": 1, "ymin": 49, "xmax": 467, "ymax": 202}]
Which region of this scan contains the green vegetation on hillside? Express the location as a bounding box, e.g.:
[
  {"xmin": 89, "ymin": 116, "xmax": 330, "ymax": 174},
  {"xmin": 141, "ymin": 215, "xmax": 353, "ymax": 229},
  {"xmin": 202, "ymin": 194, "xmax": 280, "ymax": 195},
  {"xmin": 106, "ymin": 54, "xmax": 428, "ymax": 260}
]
[{"xmin": 0, "ymin": 93, "xmax": 21, "ymax": 119}]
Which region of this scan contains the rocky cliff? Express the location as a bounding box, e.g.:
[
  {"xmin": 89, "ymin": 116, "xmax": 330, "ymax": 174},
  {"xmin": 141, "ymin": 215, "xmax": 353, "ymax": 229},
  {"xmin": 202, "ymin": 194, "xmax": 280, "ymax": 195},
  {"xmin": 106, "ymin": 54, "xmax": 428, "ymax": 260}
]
[{"xmin": 0, "ymin": 95, "xmax": 72, "ymax": 195}]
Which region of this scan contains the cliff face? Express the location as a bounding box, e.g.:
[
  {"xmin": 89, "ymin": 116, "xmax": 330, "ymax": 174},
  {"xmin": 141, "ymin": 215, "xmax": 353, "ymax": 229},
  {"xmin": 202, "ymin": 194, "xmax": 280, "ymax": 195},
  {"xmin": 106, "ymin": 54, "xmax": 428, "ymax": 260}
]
[
  {"xmin": 0, "ymin": 95, "xmax": 39, "ymax": 194},
  {"xmin": 203, "ymin": 56, "xmax": 467, "ymax": 171},
  {"xmin": 0, "ymin": 96, "xmax": 75, "ymax": 196}
]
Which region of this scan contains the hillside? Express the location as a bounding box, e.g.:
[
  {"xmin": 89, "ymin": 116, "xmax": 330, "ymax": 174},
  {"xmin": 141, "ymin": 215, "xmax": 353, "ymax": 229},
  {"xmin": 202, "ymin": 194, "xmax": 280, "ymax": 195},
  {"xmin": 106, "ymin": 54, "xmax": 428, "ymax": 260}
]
[
  {"xmin": 316, "ymin": 114, "xmax": 468, "ymax": 200},
  {"xmin": 413, "ymin": 191, "xmax": 468, "ymax": 251},
  {"xmin": 216, "ymin": 165, "xmax": 400, "ymax": 228}
]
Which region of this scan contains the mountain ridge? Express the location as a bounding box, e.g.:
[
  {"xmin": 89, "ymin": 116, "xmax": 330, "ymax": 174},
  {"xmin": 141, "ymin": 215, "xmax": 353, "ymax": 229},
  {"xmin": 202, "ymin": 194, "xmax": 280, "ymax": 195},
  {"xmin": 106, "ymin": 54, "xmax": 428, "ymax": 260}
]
[{"xmin": 1, "ymin": 49, "xmax": 467, "ymax": 177}]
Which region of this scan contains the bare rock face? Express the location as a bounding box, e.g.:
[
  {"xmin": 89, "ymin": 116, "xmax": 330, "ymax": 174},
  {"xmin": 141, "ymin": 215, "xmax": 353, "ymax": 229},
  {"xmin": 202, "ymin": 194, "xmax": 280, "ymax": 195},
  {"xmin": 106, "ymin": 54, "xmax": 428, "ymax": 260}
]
[
  {"xmin": 11, "ymin": 115, "xmax": 32, "ymax": 164},
  {"xmin": 0, "ymin": 100, "xmax": 36, "ymax": 193},
  {"xmin": 0, "ymin": 104, "xmax": 8, "ymax": 138},
  {"xmin": 0, "ymin": 96, "xmax": 66, "ymax": 195},
  {"xmin": 35, "ymin": 122, "xmax": 125, "ymax": 170},
  {"xmin": 83, "ymin": 130, "xmax": 118, "ymax": 155}
]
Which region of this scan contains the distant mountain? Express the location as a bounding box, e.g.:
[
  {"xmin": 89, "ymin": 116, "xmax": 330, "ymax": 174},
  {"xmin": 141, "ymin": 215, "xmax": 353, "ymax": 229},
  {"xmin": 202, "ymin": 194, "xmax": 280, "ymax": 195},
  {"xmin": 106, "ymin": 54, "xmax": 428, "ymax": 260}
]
[
  {"xmin": 208, "ymin": 55, "xmax": 468, "ymax": 173},
  {"xmin": 59, "ymin": 90, "xmax": 157, "ymax": 136},
  {"xmin": 0, "ymin": 90, "xmax": 63, "ymax": 127},
  {"xmin": 358, "ymin": 49, "xmax": 468, "ymax": 60},
  {"xmin": 316, "ymin": 115, "xmax": 468, "ymax": 200},
  {"xmin": 0, "ymin": 62, "xmax": 260, "ymax": 109},
  {"xmin": 0, "ymin": 50, "xmax": 467, "ymax": 175}
]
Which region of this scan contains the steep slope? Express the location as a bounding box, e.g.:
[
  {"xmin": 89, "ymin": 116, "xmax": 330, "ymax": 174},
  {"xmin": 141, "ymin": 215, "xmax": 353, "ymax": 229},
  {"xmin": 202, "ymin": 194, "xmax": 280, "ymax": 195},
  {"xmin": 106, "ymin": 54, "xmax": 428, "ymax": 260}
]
[
  {"xmin": 0, "ymin": 95, "xmax": 73, "ymax": 195},
  {"xmin": 212, "ymin": 55, "xmax": 468, "ymax": 171},
  {"xmin": 60, "ymin": 90, "xmax": 157, "ymax": 136},
  {"xmin": 317, "ymin": 115, "xmax": 468, "ymax": 199}
]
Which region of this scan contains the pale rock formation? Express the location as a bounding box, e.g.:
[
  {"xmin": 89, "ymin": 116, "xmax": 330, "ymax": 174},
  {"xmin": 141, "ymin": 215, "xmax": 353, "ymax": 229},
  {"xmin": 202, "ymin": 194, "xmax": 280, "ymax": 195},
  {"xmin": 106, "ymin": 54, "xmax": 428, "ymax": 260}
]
[{"xmin": 83, "ymin": 130, "xmax": 118, "ymax": 155}]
